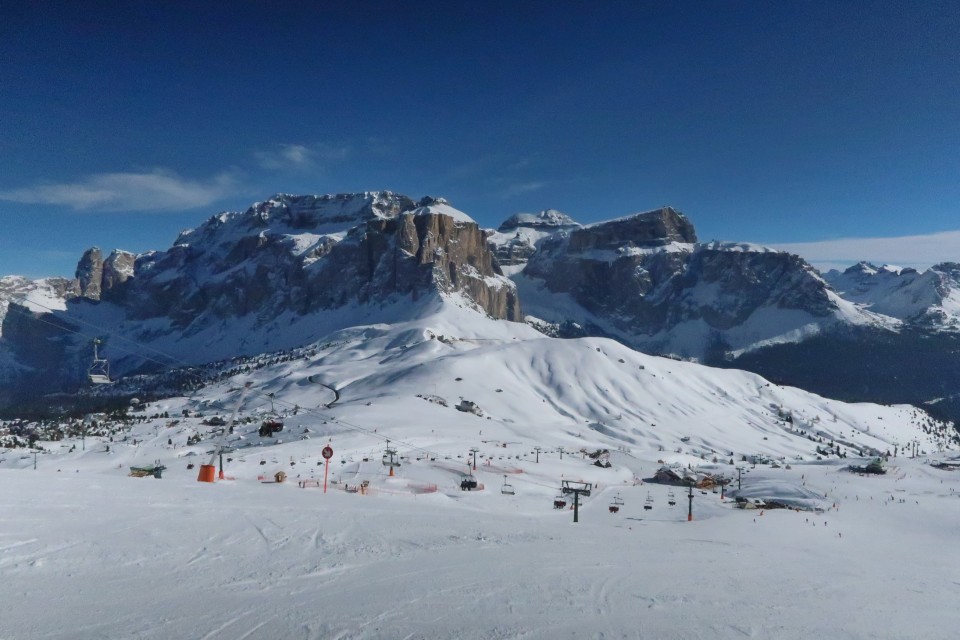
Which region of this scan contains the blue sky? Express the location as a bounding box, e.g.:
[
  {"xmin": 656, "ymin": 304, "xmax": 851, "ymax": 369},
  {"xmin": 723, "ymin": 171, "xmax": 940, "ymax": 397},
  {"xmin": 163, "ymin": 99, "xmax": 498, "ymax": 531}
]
[{"xmin": 1, "ymin": 1, "xmax": 958, "ymax": 277}]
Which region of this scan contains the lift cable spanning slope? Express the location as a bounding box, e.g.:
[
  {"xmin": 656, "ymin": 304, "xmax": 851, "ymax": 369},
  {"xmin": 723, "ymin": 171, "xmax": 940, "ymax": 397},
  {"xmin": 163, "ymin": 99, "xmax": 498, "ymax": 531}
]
[
  {"xmin": 0, "ymin": 293, "xmax": 210, "ymax": 374},
  {"xmin": 0, "ymin": 292, "xmax": 469, "ymax": 462}
]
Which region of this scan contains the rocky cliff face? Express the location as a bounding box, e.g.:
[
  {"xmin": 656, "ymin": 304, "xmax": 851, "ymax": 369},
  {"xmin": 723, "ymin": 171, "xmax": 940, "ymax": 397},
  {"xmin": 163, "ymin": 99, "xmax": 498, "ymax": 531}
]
[
  {"xmin": 486, "ymin": 209, "xmax": 580, "ymax": 269},
  {"xmin": 74, "ymin": 248, "xmax": 137, "ymax": 301},
  {"xmin": 0, "ymin": 192, "xmax": 520, "ymax": 393},
  {"xmin": 517, "ymin": 207, "xmax": 864, "ymax": 358},
  {"xmin": 113, "ymin": 193, "xmax": 519, "ymax": 330},
  {"xmin": 75, "ymin": 248, "xmax": 104, "ymax": 300}
]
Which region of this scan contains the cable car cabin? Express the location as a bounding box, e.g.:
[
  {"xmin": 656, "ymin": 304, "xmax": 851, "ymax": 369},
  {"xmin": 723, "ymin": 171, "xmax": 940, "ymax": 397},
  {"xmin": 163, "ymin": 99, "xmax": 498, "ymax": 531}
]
[{"xmin": 460, "ymin": 475, "xmax": 478, "ymax": 491}]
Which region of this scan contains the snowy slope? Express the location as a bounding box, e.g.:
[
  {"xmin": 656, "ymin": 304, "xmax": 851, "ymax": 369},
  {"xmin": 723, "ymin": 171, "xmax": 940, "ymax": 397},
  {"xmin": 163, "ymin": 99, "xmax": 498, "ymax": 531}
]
[
  {"xmin": 1, "ymin": 299, "xmax": 958, "ymax": 638},
  {"xmin": 0, "ymin": 275, "xmax": 71, "ymax": 337},
  {"xmin": 31, "ymin": 299, "xmax": 953, "ymax": 473},
  {"xmin": 825, "ymin": 262, "xmax": 960, "ymax": 330}
]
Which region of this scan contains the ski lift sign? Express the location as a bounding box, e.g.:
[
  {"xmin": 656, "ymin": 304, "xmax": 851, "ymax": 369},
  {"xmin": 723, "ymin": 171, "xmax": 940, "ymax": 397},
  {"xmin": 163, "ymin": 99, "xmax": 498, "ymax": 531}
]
[{"xmin": 321, "ymin": 445, "xmax": 333, "ymax": 494}]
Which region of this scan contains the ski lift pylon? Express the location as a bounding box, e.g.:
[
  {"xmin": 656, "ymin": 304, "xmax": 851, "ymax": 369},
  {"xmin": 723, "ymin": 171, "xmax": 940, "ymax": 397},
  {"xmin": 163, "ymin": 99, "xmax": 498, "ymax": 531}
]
[{"xmin": 382, "ymin": 440, "xmax": 401, "ymax": 476}]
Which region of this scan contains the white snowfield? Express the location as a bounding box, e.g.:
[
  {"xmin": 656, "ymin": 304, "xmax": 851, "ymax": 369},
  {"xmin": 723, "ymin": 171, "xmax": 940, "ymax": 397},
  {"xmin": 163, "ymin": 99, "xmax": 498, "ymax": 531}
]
[{"xmin": 2, "ymin": 301, "xmax": 959, "ymax": 639}]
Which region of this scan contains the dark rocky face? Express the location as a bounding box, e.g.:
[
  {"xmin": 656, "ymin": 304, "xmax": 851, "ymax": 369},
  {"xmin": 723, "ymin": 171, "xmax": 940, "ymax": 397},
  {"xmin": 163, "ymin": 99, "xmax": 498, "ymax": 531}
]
[
  {"xmin": 521, "ymin": 207, "xmax": 838, "ymax": 357},
  {"xmin": 0, "ymin": 192, "xmax": 521, "ymax": 398}
]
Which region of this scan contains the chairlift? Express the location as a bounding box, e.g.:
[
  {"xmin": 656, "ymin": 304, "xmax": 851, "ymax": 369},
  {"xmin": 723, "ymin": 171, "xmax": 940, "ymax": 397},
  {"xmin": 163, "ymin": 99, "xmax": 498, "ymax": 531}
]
[
  {"xmin": 259, "ymin": 394, "xmax": 284, "ymax": 436},
  {"xmin": 553, "ymin": 495, "xmax": 567, "ymax": 509},
  {"xmin": 644, "ymin": 492, "xmax": 654, "ymax": 511},
  {"xmin": 259, "ymin": 417, "xmax": 283, "ymax": 437},
  {"xmin": 88, "ymin": 339, "xmax": 111, "ymax": 384},
  {"xmin": 501, "ymin": 475, "xmax": 515, "ymax": 495},
  {"xmin": 609, "ymin": 493, "xmax": 624, "ymax": 513},
  {"xmin": 460, "ymin": 474, "xmax": 478, "ymax": 491},
  {"xmin": 382, "ymin": 444, "xmax": 400, "ymax": 468},
  {"xmin": 668, "ymin": 490, "xmax": 677, "ymax": 506}
]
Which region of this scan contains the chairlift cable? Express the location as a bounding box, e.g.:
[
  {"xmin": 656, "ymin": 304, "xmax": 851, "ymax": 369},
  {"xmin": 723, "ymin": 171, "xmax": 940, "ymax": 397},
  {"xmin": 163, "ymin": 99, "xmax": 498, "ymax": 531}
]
[{"xmin": 0, "ymin": 293, "xmax": 199, "ymax": 371}]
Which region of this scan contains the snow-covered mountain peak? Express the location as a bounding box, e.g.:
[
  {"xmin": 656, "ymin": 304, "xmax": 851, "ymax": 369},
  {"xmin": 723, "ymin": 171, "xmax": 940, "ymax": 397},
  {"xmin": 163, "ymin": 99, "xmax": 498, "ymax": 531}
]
[
  {"xmin": 824, "ymin": 261, "xmax": 960, "ymax": 329},
  {"xmin": 174, "ymin": 191, "xmax": 418, "ymax": 247},
  {"xmin": 410, "ymin": 197, "xmax": 475, "ymax": 224},
  {"xmin": 497, "ymin": 209, "xmax": 580, "ymax": 232}
]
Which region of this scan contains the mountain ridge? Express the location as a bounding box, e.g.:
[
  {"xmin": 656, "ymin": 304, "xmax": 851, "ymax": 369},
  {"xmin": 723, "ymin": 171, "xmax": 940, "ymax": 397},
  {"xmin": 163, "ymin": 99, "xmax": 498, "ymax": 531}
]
[{"xmin": 1, "ymin": 191, "xmax": 958, "ymax": 424}]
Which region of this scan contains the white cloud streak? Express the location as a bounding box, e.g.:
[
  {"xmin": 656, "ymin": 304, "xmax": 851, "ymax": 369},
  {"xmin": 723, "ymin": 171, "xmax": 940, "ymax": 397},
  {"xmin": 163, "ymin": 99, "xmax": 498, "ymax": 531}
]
[
  {"xmin": 502, "ymin": 181, "xmax": 547, "ymax": 198},
  {"xmin": 770, "ymin": 230, "xmax": 960, "ymax": 272},
  {"xmin": 0, "ymin": 170, "xmax": 238, "ymax": 212},
  {"xmin": 254, "ymin": 142, "xmax": 350, "ymax": 171}
]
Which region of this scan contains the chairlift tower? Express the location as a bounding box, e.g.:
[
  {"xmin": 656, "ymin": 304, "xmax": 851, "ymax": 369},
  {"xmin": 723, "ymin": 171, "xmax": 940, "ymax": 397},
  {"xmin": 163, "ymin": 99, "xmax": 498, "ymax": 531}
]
[
  {"xmin": 561, "ymin": 480, "xmax": 592, "ymax": 523},
  {"xmin": 534, "ymin": 446, "xmax": 541, "ymax": 463},
  {"xmin": 469, "ymin": 447, "xmax": 479, "ymax": 471},
  {"xmin": 383, "ymin": 440, "xmax": 400, "ymax": 476},
  {"xmin": 198, "ymin": 382, "xmax": 251, "ymax": 483}
]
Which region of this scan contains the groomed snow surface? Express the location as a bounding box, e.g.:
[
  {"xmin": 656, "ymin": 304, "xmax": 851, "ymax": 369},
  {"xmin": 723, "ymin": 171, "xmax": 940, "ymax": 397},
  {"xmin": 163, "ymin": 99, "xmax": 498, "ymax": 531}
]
[
  {"xmin": 4, "ymin": 457, "xmax": 959, "ymax": 639},
  {"xmin": 2, "ymin": 303, "xmax": 959, "ymax": 639}
]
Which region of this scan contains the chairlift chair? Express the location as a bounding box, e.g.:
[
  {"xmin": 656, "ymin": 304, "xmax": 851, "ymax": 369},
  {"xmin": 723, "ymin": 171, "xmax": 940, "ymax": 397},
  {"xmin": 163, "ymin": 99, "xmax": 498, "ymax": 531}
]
[
  {"xmin": 553, "ymin": 495, "xmax": 567, "ymax": 509},
  {"xmin": 87, "ymin": 339, "xmax": 111, "ymax": 384},
  {"xmin": 609, "ymin": 493, "xmax": 624, "ymax": 513},
  {"xmin": 259, "ymin": 417, "xmax": 283, "ymax": 437},
  {"xmin": 668, "ymin": 490, "xmax": 677, "ymax": 506},
  {"xmin": 460, "ymin": 474, "xmax": 478, "ymax": 491},
  {"xmin": 644, "ymin": 492, "xmax": 654, "ymax": 511},
  {"xmin": 500, "ymin": 474, "xmax": 515, "ymax": 495}
]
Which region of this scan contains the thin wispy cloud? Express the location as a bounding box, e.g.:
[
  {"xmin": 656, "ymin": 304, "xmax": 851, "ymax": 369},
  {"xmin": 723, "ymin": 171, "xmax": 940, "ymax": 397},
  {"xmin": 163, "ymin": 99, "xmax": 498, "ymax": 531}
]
[
  {"xmin": 771, "ymin": 230, "xmax": 960, "ymax": 272},
  {"xmin": 0, "ymin": 170, "xmax": 238, "ymax": 212},
  {"xmin": 254, "ymin": 142, "xmax": 350, "ymax": 171},
  {"xmin": 501, "ymin": 181, "xmax": 547, "ymax": 198}
]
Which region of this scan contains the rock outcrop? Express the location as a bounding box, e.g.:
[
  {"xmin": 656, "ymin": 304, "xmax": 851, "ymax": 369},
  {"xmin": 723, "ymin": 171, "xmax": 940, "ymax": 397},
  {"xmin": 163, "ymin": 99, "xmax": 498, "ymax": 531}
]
[
  {"xmin": 487, "ymin": 209, "xmax": 580, "ymax": 268},
  {"xmin": 75, "ymin": 247, "xmax": 105, "ymax": 300},
  {"xmin": 518, "ymin": 207, "xmax": 860, "ymax": 358},
  {"xmin": 0, "ymin": 192, "xmax": 521, "ymax": 395},
  {"xmin": 73, "ymin": 248, "xmax": 137, "ymax": 302}
]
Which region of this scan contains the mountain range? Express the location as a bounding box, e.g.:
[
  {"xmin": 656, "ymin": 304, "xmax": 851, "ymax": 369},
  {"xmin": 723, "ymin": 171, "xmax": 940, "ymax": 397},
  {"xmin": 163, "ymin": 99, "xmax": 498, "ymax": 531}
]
[{"xmin": 1, "ymin": 191, "xmax": 958, "ymax": 425}]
